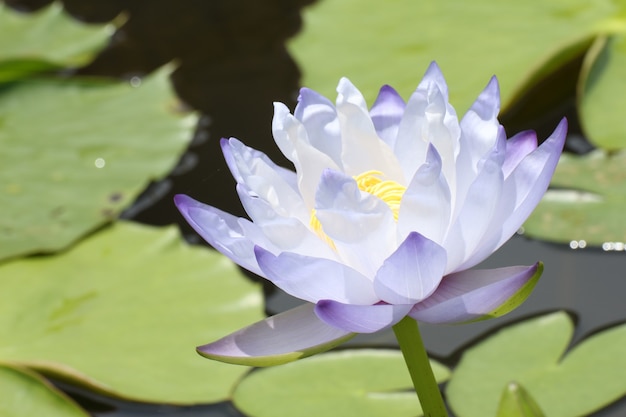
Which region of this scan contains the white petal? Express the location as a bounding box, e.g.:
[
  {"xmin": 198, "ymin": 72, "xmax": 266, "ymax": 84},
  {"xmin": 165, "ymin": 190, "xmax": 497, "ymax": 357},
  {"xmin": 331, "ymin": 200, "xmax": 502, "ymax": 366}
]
[
  {"xmin": 444, "ymin": 152, "xmax": 504, "ymax": 273},
  {"xmin": 373, "ymin": 232, "xmax": 447, "ymax": 304},
  {"xmin": 315, "ymin": 169, "xmax": 396, "ymax": 276},
  {"xmin": 272, "ymin": 102, "xmax": 340, "ymax": 208},
  {"xmin": 394, "ymin": 62, "xmax": 460, "ymax": 183},
  {"xmin": 225, "ymin": 140, "xmax": 308, "ymax": 222},
  {"xmin": 294, "ymin": 87, "xmax": 343, "ymax": 167},
  {"xmin": 398, "ymin": 144, "xmax": 452, "ymax": 244},
  {"xmin": 336, "ymin": 78, "xmax": 404, "ymax": 182},
  {"xmin": 255, "ymin": 247, "xmax": 378, "ymax": 304}
]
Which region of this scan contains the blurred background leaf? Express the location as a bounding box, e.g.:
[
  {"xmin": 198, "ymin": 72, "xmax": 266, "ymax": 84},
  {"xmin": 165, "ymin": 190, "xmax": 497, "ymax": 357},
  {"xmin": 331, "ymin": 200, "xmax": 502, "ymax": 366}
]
[
  {"xmin": 0, "ymin": 363, "xmax": 89, "ymax": 417},
  {"xmin": 0, "ymin": 3, "xmax": 112, "ymax": 81}
]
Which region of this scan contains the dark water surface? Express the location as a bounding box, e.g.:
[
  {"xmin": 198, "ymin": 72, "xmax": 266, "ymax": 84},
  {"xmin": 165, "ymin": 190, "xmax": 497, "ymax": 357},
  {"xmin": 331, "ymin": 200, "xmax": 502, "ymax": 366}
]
[{"xmin": 5, "ymin": 0, "xmax": 625, "ymax": 415}]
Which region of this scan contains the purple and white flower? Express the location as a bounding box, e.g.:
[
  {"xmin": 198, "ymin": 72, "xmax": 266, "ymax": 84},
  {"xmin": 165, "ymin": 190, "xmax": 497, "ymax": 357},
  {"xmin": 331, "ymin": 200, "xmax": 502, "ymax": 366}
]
[{"xmin": 175, "ymin": 62, "xmax": 567, "ymax": 366}]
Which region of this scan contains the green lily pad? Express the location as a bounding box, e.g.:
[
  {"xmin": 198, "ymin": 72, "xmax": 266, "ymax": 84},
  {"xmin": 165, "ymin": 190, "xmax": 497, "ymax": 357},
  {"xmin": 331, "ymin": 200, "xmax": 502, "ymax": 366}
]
[
  {"xmin": 523, "ymin": 150, "xmax": 626, "ymax": 245},
  {"xmin": 0, "ymin": 68, "xmax": 196, "ymax": 262},
  {"xmin": 0, "ymin": 222, "xmax": 264, "ymax": 404},
  {"xmin": 290, "ymin": 0, "xmax": 615, "ymax": 111},
  {"xmin": 0, "ymin": 363, "xmax": 89, "ymax": 417},
  {"xmin": 447, "ymin": 311, "xmax": 626, "ymax": 417},
  {"xmin": 579, "ymin": 34, "xmax": 626, "ymax": 150},
  {"xmin": 232, "ymin": 349, "xmax": 450, "ymax": 417},
  {"xmin": 0, "ymin": 2, "xmax": 111, "ymax": 80}
]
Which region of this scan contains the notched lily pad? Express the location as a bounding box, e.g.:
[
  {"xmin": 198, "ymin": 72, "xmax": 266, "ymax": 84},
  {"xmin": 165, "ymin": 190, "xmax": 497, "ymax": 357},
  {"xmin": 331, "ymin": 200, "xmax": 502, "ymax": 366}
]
[
  {"xmin": 290, "ymin": 0, "xmax": 614, "ymax": 110},
  {"xmin": 446, "ymin": 311, "xmax": 626, "ymax": 417},
  {"xmin": 0, "ymin": 3, "xmax": 112, "ymax": 81},
  {"xmin": 0, "ymin": 363, "xmax": 89, "ymax": 417},
  {"xmin": 0, "ymin": 68, "xmax": 196, "ymax": 262},
  {"xmin": 579, "ymin": 34, "xmax": 626, "ymax": 150},
  {"xmin": 232, "ymin": 349, "xmax": 450, "ymax": 417},
  {"xmin": 523, "ymin": 150, "xmax": 626, "ymax": 245},
  {"xmin": 0, "ymin": 222, "xmax": 264, "ymax": 404}
]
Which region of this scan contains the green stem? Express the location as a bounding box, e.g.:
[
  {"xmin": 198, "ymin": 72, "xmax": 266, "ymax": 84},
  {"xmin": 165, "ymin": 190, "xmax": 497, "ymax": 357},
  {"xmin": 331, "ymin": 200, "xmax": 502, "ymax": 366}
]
[{"xmin": 392, "ymin": 316, "xmax": 448, "ymax": 417}]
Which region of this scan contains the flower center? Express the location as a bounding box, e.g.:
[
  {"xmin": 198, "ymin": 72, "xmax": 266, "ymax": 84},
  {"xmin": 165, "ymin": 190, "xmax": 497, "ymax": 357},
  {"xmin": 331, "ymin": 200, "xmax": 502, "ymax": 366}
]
[
  {"xmin": 310, "ymin": 171, "xmax": 406, "ymax": 246},
  {"xmin": 353, "ymin": 170, "xmax": 406, "ymax": 221}
]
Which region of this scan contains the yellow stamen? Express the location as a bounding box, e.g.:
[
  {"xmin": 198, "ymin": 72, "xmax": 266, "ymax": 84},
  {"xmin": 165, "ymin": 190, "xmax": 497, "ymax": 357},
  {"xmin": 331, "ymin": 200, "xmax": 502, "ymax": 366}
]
[{"xmin": 310, "ymin": 171, "xmax": 406, "ymax": 247}]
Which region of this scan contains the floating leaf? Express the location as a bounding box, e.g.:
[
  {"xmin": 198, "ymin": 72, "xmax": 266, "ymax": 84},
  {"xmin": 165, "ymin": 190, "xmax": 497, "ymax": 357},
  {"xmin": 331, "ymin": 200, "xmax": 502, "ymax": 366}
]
[
  {"xmin": 232, "ymin": 349, "xmax": 450, "ymax": 417},
  {"xmin": 523, "ymin": 150, "xmax": 626, "ymax": 245},
  {"xmin": 290, "ymin": 0, "xmax": 614, "ymax": 110},
  {"xmin": 0, "ymin": 222, "xmax": 264, "ymax": 404},
  {"xmin": 579, "ymin": 34, "xmax": 626, "ymax": 150},
  {"xmin": 0, "ymin": 3, "xmax": 111, "ymax": 74},
  {"xmin": 0, "ymin": 68, "xmax": 196, "ymax": 262},
  {"xmin": 0, "ymin": 363, "xmax": 89, "ymax": 417},
  {"xmin": 447, "ymin": 311, "xmax": 626, "ymax": 417}
]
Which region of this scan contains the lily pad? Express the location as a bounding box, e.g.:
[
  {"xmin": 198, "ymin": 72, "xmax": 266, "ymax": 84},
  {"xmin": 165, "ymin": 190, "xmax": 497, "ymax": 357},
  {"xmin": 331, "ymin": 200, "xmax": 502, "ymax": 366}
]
[
  {"xmin": 0, "ymin": 222, "xmax": 264, "ymax": 404},
  {"xmin": 446, "ymin": 311, "xmax": 626, "ymax": 417},
  {"xmin": 232, "ymin": 349, "xmax": 450, "ymax": 417},
  {"xmin": 0, "ymin": 2, "xmax": 111, "ymax": 80},
  {"xmin": 523, "ymin": 150, "xmax": 626, "ymax": 245},
  {"xmin": 290, "ymin": 0, "xmax": 615, "ymax": 111},
  {"xmin": 0, "ymin": 68, "xmax": 196, "ymax": 262},
  {"xmin": 0, "ymin": 363, "xmax": 89, "ymax": 417},
  {"xmin": 579, "ymin": 34, "xmax": 626, "ymax": 150}
]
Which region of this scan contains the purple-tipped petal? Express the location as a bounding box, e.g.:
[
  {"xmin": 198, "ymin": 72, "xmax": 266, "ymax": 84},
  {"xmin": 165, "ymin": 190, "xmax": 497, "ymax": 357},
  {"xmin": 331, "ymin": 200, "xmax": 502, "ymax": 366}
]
[
  {"xmin": 294, "ymin": 88, "xmax": 342, "ymax": 166},
  {"xmin": 197, "ymin": 303, "xmax": 354, "ymax": 366},
  {"xmin": 315, "ymin": 300, "xmax": 413, "ymax": 333},
  {"xmin": 174, "ymin": 194, "xmax": 264, "ymax": 275},
  {"xmin": 410, "ymin": 263, "xmax": 542, "ymax": 324},
  {"xmin": 502, "ymin": 130, "xmax": 538, "ymax": 178},
  {"xmin": 501, "ymin": 118, "xmax": 567, "ymax": 234},
  {"xmin": 255, "ymin": 247, "xmax": 377, "ymax": 305},
  {"xmin": 336, "ymin": 79, "xmax": 403, "ymax": 181},
  {"xmin": 453, "ymin": 119, "xmax": 567, "ymax": 272},
  {"xmin": 459, "ymin": 76, "xmax": 502, "ymax": 166},
  {"xmin": 418, "ymin": 61, "xmax": 450, "ymax": 99},
  {"xmin": 370, "ymin": 84, "xmax": 406, "ymax": 148},
  {"xmin": 221, "ymin": 137, "xmax": 297, "ymax": 190},
  {"xmin": 373, "ymin": 232, "xmax": 447, "ymax": 304}
]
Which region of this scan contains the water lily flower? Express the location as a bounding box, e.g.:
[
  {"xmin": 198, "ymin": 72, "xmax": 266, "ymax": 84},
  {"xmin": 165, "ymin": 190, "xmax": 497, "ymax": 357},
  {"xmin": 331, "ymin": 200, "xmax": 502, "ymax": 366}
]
[{"xmin": 175, "ymin": 62, "xmax": 566, "ymax": 367}]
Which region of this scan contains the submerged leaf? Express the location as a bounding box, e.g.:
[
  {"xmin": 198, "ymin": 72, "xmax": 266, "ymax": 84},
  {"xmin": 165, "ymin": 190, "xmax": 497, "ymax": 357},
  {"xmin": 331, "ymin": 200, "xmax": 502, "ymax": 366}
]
[{"xmin": 496, "ymin": 381, "xmax": 546, "ymax": 417}]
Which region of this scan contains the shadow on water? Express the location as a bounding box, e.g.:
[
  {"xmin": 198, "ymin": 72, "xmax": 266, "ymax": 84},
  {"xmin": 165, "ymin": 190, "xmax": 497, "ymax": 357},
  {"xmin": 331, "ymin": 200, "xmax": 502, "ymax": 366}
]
[{"xmin": 4, "ymin": 0, "xmax": 625, "ymax": 415}]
